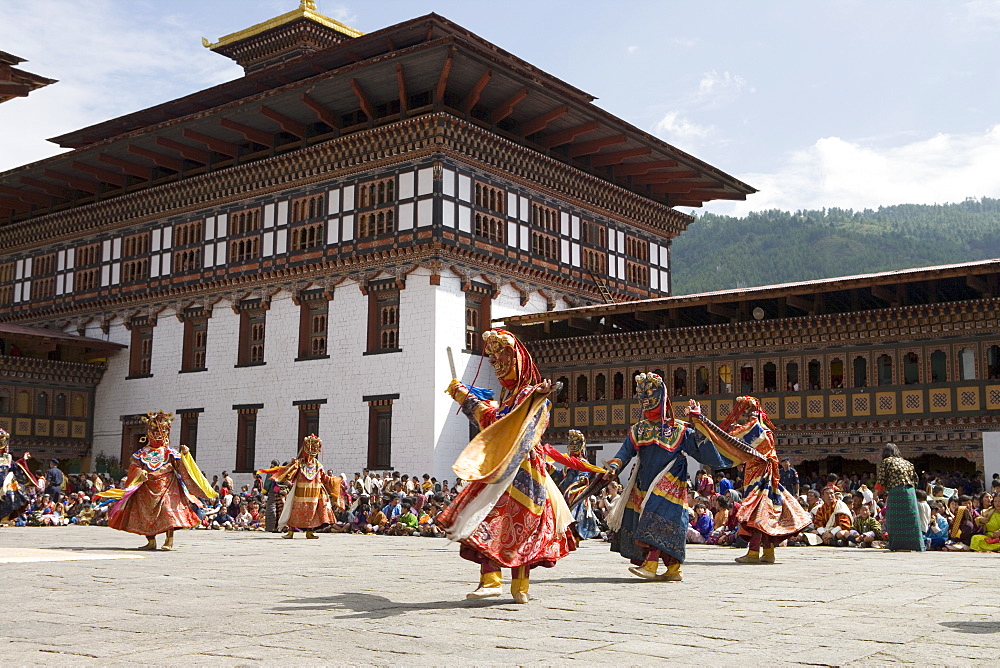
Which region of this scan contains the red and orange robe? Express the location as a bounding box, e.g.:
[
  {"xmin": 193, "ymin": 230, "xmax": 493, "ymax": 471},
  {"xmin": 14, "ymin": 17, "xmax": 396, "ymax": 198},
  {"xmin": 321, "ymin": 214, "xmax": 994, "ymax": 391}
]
[
  {"xmin": 102, "ymin": 446, "xmax": 216, "ymax": 536},
  {"xmin": 262, "ymin": 459, "xmax": 341, "ymax": 530}
]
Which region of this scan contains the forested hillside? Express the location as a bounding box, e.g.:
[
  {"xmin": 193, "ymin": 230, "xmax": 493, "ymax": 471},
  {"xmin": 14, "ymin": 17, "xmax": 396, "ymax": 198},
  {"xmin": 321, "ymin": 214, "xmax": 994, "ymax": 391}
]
[{"xmin": 669, "ymin": 198, "xmax": 1000, "ymax": 295}]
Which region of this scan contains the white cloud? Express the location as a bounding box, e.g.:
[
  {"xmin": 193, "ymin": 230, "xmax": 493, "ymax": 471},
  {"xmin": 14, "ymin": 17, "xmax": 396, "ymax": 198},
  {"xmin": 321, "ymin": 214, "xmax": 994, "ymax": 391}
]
[
  {"xmin": 704, "ymin": 125, "xmax": 1000, "ymax": 216},
  {"xmin": 696, "ymin": 70, "xmax": 754, "ymax": 106},
  {"xmin": 652, "ymin": 111, "xmax": 714, "ymax": 148},
  {"xmin": 955, "ymin": 0, "xmax": 1000, "ymax": 29},
  {"xmin": 0, "ymin": 1, "xmax": 241, "ymax": 172},
  {"xmin": 626, "ymin": 45, "xmax": 640, "ymax": 54}
]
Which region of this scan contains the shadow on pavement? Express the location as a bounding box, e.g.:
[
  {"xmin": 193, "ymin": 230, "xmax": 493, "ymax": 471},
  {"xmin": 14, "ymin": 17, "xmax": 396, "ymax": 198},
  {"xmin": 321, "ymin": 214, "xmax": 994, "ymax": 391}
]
[
  {"xmin": 939, "ymin": 621, "xmax": 1000, "ymax": 634},
  {"xmin": 273, "ymin": 593, "xmax": 511, "ymax": 618}
]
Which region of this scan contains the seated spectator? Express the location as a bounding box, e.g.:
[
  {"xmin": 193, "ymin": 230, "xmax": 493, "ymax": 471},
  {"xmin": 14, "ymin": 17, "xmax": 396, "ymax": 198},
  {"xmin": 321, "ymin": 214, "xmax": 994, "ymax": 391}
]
[
  {"xmin": 712, "ymin": 495, "xmax": 730, "ymax": 529},
  {"xmin": 944, "ymin": 495, "xmax": 975, "ymax": 550},
  {"xmin": 387, "ymin": 502, "xmax": 418, "ymax": 536},
  {"xmin": 926, "ymin": 502, "xmax": 950, "ymax": 549},
  {"xmin": 846, "ymin": 504, "xmax": 881, "ymax": 547},
  {"xmin": 686, "ymin": 502, "xmax": 713, "ymax": 544},
  {"xmin": 382, "ymin": 496, "xmax": 402, "ymax": 522},
  {"xmin": 916, "ymin": 489, "xmax": 932, "ymax": 532},
  {"xmin": 812, "ymin": 488, "xmax": 853, "ymax": 546},
  {"xmin": 351, "ymin": 504, "xmax": 371, "ymax": 533},
  {"xmin": 971, "ymin": 493, "xmax": 1000, "ymax": 552},
  {"xmin": 366, "ymin": 507, "xmax": 389, "ymax": 534}
]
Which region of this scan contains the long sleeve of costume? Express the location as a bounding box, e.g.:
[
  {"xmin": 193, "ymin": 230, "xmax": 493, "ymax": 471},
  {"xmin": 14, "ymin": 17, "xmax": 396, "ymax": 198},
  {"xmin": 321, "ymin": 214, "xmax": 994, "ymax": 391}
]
[
  {"xmin": 541, "ymin": 444, "xmax": 604, "ymax": 475},
  {"xmin": 447, "ymin": 379, "xmax": 502, "ymax": 429},
  {"xmin": 689, "ymin": 415, "xmax": 766, "ymax": 466},
  {"xmin": 175, "ymin": 452, "xmax": 217, "ymax": 500}
]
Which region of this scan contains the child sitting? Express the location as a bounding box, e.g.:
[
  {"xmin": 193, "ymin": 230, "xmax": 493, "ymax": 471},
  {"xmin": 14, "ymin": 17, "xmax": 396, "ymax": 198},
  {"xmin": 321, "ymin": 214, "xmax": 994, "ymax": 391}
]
[{"xmin": 846, "ymin": 504, "xmax": 882, "ymax": 547}]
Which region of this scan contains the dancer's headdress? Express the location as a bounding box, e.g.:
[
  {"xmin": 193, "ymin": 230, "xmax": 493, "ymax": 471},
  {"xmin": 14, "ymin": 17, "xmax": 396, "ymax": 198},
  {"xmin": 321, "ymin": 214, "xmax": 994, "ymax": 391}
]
[
  {"xmin": 718, "ymin": 396, "xmax": 775, "ymax": 432},
  {"xmin": 482, "ymin": 328, "xmax": 541, "ymax": 401},
  {"xmin": 0, "ymin": 427, "xmax": 8, "ymax": 452},
  {"xmin": 140, "ymin": 410, "xmax": 173, "ymax": 447},
  {"xmin": 300, "ymin": 434, "xmax": 322, "ymax": 457},
  {"xmin": 635, "ymin": 372, "xmax": 672, "ymax": 426},
  {"xmin": 567, "ymin": 429, "xmax": 586, "ymax": 456}
]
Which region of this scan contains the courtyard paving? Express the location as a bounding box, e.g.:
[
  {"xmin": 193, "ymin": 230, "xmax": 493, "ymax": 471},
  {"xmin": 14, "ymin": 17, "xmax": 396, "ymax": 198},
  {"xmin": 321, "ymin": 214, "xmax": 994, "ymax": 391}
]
[{"xmin": 1, "ymin": 526, "xmax": 997, "ymax": 666}]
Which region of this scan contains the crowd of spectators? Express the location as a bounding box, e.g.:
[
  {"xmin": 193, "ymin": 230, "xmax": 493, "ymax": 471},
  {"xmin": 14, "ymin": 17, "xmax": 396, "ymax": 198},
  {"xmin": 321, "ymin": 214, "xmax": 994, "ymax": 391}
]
[{"xmin": 6, "ymin": 457, "xmax": 1000, "ymax": 556}]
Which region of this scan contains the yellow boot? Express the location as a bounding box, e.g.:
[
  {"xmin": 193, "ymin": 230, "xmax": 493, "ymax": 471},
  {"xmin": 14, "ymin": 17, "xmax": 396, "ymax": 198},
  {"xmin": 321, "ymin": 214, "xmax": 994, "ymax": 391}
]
[
  {"xmin": 306, "ymin": 531, "xmax": 319, "ymax": 539},
  {"xmin": 735, "ymin": 548, "xmax": 760, "ymax": 564},
  {"xmin": 628, "ymin": 560, "xmax": 660, "ymax": 580},
  {"xmin": 466, "ymin": 571, "xmax": 503, "ymax": 600},
  {"xmin": 657, "ymin": 561, "xmax": 682, "ymax": 582},
  {"xmin": 282, "ymin": 531, "xmax": 294, "ymax": 539},
  {"xmin": 511, "ymin": 577, "xmax": 530, "ymax": 604},
  {"xmin": 760, "ymin": 546, "xmax": 776, "ymax": 564},
  {"xmin": 137, "ymin": 537, "xmax": 157, "ymax": 551},
  {"xmin": 160, "ymin": 531, "xmax": 174, "ymax": 551}
]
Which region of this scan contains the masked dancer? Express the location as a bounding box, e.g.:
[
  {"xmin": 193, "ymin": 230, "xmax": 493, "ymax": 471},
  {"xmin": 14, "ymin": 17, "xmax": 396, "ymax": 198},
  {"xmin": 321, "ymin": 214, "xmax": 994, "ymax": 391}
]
[
  {"xmin": 438, "ymin": 328, "xmax": 603, "ymax": 603},
  {"xmin": 605, "ymin": 373, "xmax": 761, "ymax": 582},
  {"xmin": 258, "ymin": 434, "xmax": 343, "ymax": 539},
  {"xmin": 98, "ymin": 411, "xmax": 217, "ymax": 550},
  {"xmin": 0, "ymin": 429, "xmax": 43, "ymax": 522},
  {"xmin": 699, "ymin": 396, "xmax": 810, "ymax": 564}
]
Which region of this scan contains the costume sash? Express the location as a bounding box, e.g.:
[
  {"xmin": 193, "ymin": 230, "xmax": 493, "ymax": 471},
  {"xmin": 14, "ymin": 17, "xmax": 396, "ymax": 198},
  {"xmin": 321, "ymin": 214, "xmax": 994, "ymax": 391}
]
[
  {"xmin": 606, "ymin": 463, "xmax": 639, "ymax": 531},
  {"xmin": 452, "ymin": 391, "xmax": 548, "ymax": 483}
]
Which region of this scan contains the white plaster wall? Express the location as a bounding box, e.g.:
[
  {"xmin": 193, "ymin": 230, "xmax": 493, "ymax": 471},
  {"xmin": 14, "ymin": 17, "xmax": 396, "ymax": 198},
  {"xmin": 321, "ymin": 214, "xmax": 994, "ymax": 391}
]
[{"xmin": 983, "ymin": 431, "xmax": 1000, "ymax": 479}]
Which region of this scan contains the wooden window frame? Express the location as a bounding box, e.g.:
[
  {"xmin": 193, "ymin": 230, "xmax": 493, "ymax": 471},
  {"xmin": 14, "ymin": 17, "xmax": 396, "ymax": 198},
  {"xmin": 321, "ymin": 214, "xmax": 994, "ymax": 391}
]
[
  {"xmin": 178, "ymin": 410, "xmax": 201, "ymax": 459},
  {"xmin": 296, "ymin": 403, "xmax": 322, "ymax": 445},
  {"xmin": 291, "ymin": 193, "xmax": 325, "ymax": 223},
  {"xmin": 474, "ymin": 182, "xmax": 505, "ymax": 215},
  {"xmin": 236, "ymin": 303, "xmax": 267, "ymax": 367},
  {"xmin": 473, "ymin": 212, "xmax": 504, "ymax": 244},
  {"xmin": 235, "ymin": 408, "xmax": 259, "ymax": 473},
  {"xmin": 366, "ymin": 398, "xmax": 394, "ymax": 469},
  {"xmin": 127, "ymin": 319, "xmax": 154, "ymax": 378},
  {"xmin": 358, "ymin": 177, "xmax": 396, "ymax": 209},
  {"xmin": 366, "ymin": 283, "xmax": 401, "ymax": 354},
  {"xmin": 463, "ymin": 287, "xmax": 492, "ymax": 354},
  {"xmin": 297, "ymin": 294, "xmax": 329, "ymax": 359},
  {"xmin": 181, "ymin": 312, "xmax": 210, "ymax": 372}
]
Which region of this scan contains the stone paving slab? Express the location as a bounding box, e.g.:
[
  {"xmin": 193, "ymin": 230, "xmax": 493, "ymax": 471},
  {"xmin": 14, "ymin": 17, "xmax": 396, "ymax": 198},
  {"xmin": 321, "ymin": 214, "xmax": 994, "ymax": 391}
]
[{"xmin": 2, "ymin": 526, "xmax": 999, "ymax": 666}]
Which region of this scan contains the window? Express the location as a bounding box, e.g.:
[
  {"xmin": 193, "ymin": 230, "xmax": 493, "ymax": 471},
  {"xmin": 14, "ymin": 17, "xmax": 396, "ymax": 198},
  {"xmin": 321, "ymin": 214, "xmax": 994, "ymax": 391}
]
[
  {"xmin": 464, "ymin": 289, "xmax": 491, "ymax": 353},
  {"xmin": 853, "ymin": 356, "xmax": 868, "ymax": 388},
  {"xmin": 179, "ymin": 411, "xmax": 199, "ymax": 458},
  {"xmin": 594, "ymin": 373, "xmax": 606, "ymax": 401},
  {"xmin": 120, "ymin": 414, "xmax": 146, "ymax": 466},
  {"xmin": 830, "ymin": 358, "xmax": 844, "ymax": 389},
  {"xmin": 582, "ymin": 221, "xmax": 607, "ymax": 247},
  {"xmin": 367, "ymin": 401, "xmax": 393, "ymax": 469},
  {"xmin": 122, "ymin": 232, "xmax": 150, "ymax": 283},
  {"xmin": 291, "ymin": 194, "xmax": 325, "ymax": 223},
  {"xmin": 181, "ymin": 313, "xmax": 209, "ymax": 371},
  {"xmin": 128, "ymin": 319, "xmax": 154, "ymax": 377},
  {"xmin": 475, "ymin": 182, "xmax": 504, "ymax": 214},
  {"xmin": 74, "ymin": 244, "xmax": 102, "ymax": 292},
  {"xmin": 576, "ymin": 375, "xmax": 589, "ymax": 402},
  {"xmin": 903, "ymin": 352, "xmax": 920, "ymax": 385},
  {"xmin": 367, "ymin": 284, "xmax": 400, "ymax": 353},
  {"xmin": 696, "ymin": 366, "xmax": 710, "ymax": 395},
  {"xmin": 72, "ymin": 394, "xmax": 86, "ymax": 418},
  {"xmin": 32, "ymin": 253, "xmax": 56, "ymax": 299},
  {"xmin": 173, "ymin": 221, "xmax": 203, "ymax": 273},
  {"xmin": 625, "ymin": 261, "xmax": 649, "ymax": 285},
  {"xmin": 298, "ymin": 296, "xmax": 329, "ymax": 358},
  {"xmin": 531, "ymin": 203, "xmax": 559, "ymax": 261},
  {"xmin": 808, "ymin": 359, "xmax": 821, "ymax": 390},
  {"xmin": 556, "ymin": 376, "xmax": 569, "ymax": 404},
  {"xmin": 54, "ymin": 393, "xmax": 66, "ymax": 416},
  {"xmin": 582, "ymin": 248, "xmax": 607, "ymax": 274},
  {"xmin": 988, "ymin": 345, "xmax": 1000, "ymax": 380},
  {"xmin": 612, "ymin": 372, "xmax": 625, "ymax": 400},
  {"xmin": 174, "ymin": 221, "xmax": 203, "ymax": 247},
  {"xmin": 291, "ymin": 221, "xmax": 325, "ymax": 250},
  {"xmin": 237, "ymin": 304, "xmax": 266, "ymax": 366},
  {"xmin": 235, "ymin": 409, "xmax": 258, "ymax": 473},
  {"xmin": 229, "ymin": 237, "xmax": 260, "ymax": 264},
  {"xmin": 930, "ymin": 350, "xmax": 948, "ymax": 383},
  {"xmin": 763, "ymin": 362, "xmax": 777, "ymax": 392},
  {"xmin": 358, "ymin": 208, "xmax": 395, "ymax": 238},
  {"xmin": 229, "ymin": 208, "xmax": 261, "ymax": 235},
  {"xmin": 673, "ymin": 368, "xmax": 688, "ymax": 396},
  {"xmin": 297, "ymin": 403, "xmax": 321, "ymax": 445},
  {"xmin": 785, "ymin": 362, "xmax": 799, "ymax": 391},
  {"xmin": 0, "ymin": 262, "xmax": 12, "ymax": 305},
  {"xmin": 718, "ymin": 365, "xmax": 732, "ymax": 394},
  {"xmin": 624, "ymin": 236, "xmax": 649, "ymax": 261},
  {"xmin": 358, "ymin": 177, "xmax": 396, "ymax": 209},
  {"xmin": 740, "ymin": 363, "xmax": 754, "ymax": 394},
  {"xmin": 474, "ymin": 212, "xmax": 504, "ymax": 244},
  {"xmin": 36, "ymin": 391, "xmax": 48, "ymax": 415},
  {"xmin": 877, "ymin": 354, "xmax": 893, "ymax": 386},
  {"xmin": 959, "ymin": 347, "xmax": 976, "ymax": 380},
  {"xmin": 16, "ymin": 390, "xmax": 29, "ymax": 414}
]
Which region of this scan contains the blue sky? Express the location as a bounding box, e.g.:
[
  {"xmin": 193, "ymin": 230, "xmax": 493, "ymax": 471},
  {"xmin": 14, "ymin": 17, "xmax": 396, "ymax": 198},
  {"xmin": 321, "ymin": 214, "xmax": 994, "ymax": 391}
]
[{"xmin": 1, "ymin": 0, "xmax": 999, "ymax": 215}]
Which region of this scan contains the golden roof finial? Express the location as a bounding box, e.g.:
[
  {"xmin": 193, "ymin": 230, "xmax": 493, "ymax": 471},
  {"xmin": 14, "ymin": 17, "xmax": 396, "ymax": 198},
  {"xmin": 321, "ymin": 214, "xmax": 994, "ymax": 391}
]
[{"xmin": 300, "ymin": 0, "xmax": 317, "ymax": 10}]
